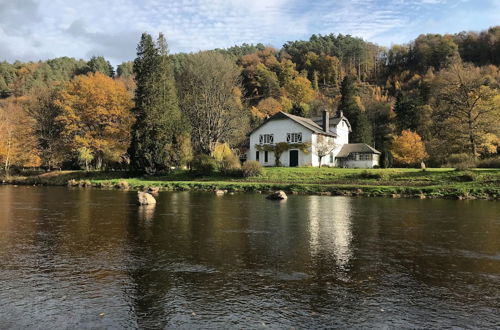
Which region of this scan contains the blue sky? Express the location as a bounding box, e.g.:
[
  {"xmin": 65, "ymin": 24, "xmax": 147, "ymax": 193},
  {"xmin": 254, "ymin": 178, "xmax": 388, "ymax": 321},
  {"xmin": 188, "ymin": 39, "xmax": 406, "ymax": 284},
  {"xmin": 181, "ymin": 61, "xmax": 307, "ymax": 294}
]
[{"xmin": 0, "ymin": 0, "xmax": 498, "ymax": 66}]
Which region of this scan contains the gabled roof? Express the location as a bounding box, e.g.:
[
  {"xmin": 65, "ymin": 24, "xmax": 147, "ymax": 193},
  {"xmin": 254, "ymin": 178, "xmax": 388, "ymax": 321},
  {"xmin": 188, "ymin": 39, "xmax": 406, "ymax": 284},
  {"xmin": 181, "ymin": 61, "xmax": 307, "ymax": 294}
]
[
  {"xmin": 336, "ymin": 143, "xmax": 381, "ymax": 158},
  {"xmin": 312, "ymin": 113, "xmax": 352, "ymax": 132},
  {"xmin": 252, "ymin": 111, "xmax": 336, "ymax": 137}
]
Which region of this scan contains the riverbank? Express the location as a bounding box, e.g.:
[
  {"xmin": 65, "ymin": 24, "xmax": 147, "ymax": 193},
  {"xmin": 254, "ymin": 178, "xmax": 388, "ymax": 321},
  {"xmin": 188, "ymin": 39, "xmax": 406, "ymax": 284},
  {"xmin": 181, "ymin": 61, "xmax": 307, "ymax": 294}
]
[{"xmin": 1, "ymin": 168, "xmax": 499, "ymax": 200}]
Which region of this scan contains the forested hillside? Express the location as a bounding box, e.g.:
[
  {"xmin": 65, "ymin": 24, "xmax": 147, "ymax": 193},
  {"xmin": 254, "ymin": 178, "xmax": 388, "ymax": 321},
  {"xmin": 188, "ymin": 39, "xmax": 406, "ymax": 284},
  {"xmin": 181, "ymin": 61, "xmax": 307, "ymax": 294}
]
[{"xmin": 0, "ymin": 26, "xmax": 499, "ymax": 172}]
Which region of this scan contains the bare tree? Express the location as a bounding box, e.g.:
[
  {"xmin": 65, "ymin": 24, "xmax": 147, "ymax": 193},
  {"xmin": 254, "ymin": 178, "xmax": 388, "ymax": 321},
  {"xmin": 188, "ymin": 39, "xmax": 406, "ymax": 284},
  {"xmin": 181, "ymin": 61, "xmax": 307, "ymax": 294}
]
[
  {"xmin": 176, "ymin": 51, "xmax": 248, "ymax": 155},
  {"xmin": 316, "ymin": 135, "xmax": 337, "ymax": 167}
]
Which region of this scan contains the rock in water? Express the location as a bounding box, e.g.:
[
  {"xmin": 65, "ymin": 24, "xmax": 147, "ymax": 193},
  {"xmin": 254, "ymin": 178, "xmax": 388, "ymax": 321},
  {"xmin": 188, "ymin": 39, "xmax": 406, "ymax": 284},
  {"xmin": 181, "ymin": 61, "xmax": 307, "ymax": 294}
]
[
  {"xmin": 214, "ymin": 189, "xmax": 225, "ymax": 196},
  {"xmin": 266, "ymin": 190, "xmax": 287, "ymax": 200},
  {"xmin": 137, "ymin": 191, "xmax": 156, "ymax": 205},
  {"xmin": 147, "ymin": 186, "xmax": 160, "ymax": 195}
]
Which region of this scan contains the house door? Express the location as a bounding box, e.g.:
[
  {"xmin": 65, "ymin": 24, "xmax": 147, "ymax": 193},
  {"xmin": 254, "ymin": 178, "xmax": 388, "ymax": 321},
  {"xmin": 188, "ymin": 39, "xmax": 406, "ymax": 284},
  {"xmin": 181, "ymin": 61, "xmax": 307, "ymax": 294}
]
[{"xmin": 289, "ymin": 150, "xmax": 299, "ymax": 167}]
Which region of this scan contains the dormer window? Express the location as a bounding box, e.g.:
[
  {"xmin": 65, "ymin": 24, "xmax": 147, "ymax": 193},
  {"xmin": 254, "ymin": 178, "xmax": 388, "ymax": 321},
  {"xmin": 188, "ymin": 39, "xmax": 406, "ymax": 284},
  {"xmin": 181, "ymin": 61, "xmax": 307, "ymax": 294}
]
[
  {"xmin": 286, "ymin": 132, "xmax": 302, "ymax": 143},
  {"xmin": 259, "ymin": 134, "xmax": 274, "ymax": 144}
]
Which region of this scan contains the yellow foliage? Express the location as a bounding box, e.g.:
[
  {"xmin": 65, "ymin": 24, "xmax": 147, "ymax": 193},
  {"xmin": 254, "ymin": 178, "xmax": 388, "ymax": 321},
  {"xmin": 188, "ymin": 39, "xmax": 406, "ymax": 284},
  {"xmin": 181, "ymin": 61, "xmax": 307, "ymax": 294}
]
[
  {"xmin": 256, "ymin": 97, "xmax": 282, "ymax": 117},
  {"xmin": 250, "ymin": 106, "xmax": 266, "ymax": 119},
  {"xmin": 212, "ymin": 143, "xmax": 235, "ymax": 162},
  {"xmin": 55, "ymin": 72, "xmax": 134, "ymax": 166},
  {"xmin": 391, "ymin": 130, "xmax": 428, "ymax": 166},
  {"xmin": 284, "ymin": 76, "xmax": 315, "ymax": 104},
  {"xmin": 279, "ymin": 96, "xmax": 293, "ymax": 112}
]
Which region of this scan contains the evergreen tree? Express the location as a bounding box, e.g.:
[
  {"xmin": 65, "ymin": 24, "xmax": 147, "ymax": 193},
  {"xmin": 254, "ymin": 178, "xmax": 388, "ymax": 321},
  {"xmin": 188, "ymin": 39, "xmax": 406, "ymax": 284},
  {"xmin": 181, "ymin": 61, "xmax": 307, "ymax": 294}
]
[
  {"xmin": 87, "ymin": 56, "xmax": 115, "ymax": 77},
  {"xmin": 129, "ymin": 33, "xmax": 184, "ymax": 173},
  {"xmin": 338, "ymin": 75, "xmax": 373, "ymax": 144}
]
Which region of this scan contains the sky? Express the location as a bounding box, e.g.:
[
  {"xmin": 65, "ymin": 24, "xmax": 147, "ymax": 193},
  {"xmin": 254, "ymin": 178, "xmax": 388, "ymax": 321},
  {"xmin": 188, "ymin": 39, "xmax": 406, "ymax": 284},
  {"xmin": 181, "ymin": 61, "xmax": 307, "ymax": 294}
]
[{"xmin": 0, "ymin": 0, "xmax": 498, "ymax": 66}]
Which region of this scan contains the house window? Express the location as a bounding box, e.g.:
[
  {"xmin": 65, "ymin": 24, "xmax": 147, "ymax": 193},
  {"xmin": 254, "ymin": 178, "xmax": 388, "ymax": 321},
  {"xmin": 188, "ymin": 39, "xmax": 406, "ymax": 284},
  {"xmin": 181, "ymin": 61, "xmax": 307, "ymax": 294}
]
[
  {"xmin": 264, "ymin": 151, "xmax": 268, "ymax": 163},
  {"xmin": 360, "ymin": 154, "xmax": 371, "ymax": 161},
  {"xmin": 256, "ymin": 151, "xmax": 259, "ymax": 161},
  {"xmin": 348, "ymin": 153, "xmax": 357, "ymax": 161},
  {"xmin": 329, "ymin": 152, "xmax": 334, "ymax": 163},
  {"xmin": 259, "ymin": 134, "xmax": 274, "ymax": 144},
  {"xmin": 286, "ymin": 132, "xmax": 302, "ymax": 143}
]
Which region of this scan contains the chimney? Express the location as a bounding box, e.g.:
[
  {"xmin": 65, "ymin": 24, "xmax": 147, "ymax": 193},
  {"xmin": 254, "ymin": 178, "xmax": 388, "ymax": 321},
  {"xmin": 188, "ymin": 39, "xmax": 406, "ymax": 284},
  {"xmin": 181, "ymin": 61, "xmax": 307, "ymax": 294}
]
[{"xmin": 322, "ymin": 109, "xmax": 329, "ymax": 132}]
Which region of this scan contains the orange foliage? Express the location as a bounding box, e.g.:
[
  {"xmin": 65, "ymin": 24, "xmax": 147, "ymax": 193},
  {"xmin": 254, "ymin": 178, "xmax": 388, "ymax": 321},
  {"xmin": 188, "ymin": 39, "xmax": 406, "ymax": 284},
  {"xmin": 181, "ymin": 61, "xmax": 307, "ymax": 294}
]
[
  {"xmin": 391, "ymin": 130, "xmax": 428, "ymax": 166},
  {"xmin": 256, "ymin": 97, "xmax": 282, "ymax": 117},
  {"xmin": 0, "ymin": 98, "xmax": 41, "ymax": 170},
  {"xmin": 55, "ymin": 72, "xmax": 134, "ymax": 166}
]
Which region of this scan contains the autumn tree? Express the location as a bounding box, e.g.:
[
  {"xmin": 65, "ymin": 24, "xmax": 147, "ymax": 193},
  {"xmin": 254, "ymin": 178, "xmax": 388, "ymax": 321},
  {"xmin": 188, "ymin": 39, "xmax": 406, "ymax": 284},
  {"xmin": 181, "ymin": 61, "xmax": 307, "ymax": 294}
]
[
  {"xmin": 391, "ymin": 130, "xmax": 428, "ymax": 166},
  {"xmin": 177, "ymin": 51, "xmax": 247, "ymax": 154},
  {"xmin": 129, "ymin": 33, "xmax": 186, "ymax": 172},
  {"xmin": 433, "ymin": 60, "xmax": 500, "ymax": 158},
  {"xmin": 284, "ymin": 76, "xmax": 315, "ymax": 104},
  {"xmin": 55, "ymin": 72, "xmax": 134, "ymax": 169},
  {"xmin": 256, "ymin": 97, "xmax": 282, "ymax": 117},
  {"xmin": 0, "ymin": 98, "xmax": 41, "ymax": 174}
]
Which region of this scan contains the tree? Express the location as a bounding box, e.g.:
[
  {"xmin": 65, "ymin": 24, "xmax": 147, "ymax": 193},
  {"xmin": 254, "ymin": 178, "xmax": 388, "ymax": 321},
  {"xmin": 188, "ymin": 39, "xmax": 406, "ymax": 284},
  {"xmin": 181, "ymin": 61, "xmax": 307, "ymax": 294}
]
[
  {"xmin": 0, "ymin": 98, "xmax": 41, "ymax": 174},
  {"xmin": 391, "ymin": 130, "xmax": 428, "ymax": 166},
  {"xmin": 176, "ymin": 51, "xmax": 247, "ymax": 154},
  {"xmin": 411, "ymin": 34, "xmax": 458, "ymax": 72},
  {"xmin": 55, "ymin": 72, "xmax": 134, "ymax": 169},
  {"xmin": 284, "ymin": 76, "xmax": 315, "ymax": 104},
  {"xmin": 256, "ymin": 97, "xmax": 282, "ymax": 117},
  {"xmin": 25, "ymin": 86, "xmax": 64, "ymax": 169},
  {"xmin": 338, "ymin": 75, "xmax": 373, "ymax": 144},
  {"xmin": 78, "ymin": 147, "xmax": 93, "ymax": 171},
  {"xmin": 316, "ymin": 135, "xmax": 337, "ymax": 167},
  {"xmin": 87, "ymin": 56, "xmax": 115, "ymax": 77},
  {"xmin": 434, "ymin": 60, "xmax": 500, "ymax": 158},
  {"xmin": 129, "ymin": 33, "xmax": 185, "ymax": 172},
  {"xmin": 117, "ymin": 61, "xmax": 134, "ymax": 77}
]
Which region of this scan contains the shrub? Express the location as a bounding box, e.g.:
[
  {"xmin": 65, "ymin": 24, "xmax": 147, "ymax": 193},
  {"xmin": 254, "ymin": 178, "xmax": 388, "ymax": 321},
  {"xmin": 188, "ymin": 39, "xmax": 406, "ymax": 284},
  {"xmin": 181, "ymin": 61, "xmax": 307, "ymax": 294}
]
[
  {"xmin": 454, "ymin": 171, "xmax": 476, "ymax": 182},
  {"xmin": 477, "ymin": 156, "xmax": 500, "ymax": 168},
  {"xmin": 192, "ymin": 154, "xmax": 218, "ymax": 175},
  {"xmin": 446, "ymin": 153, "xmax": 477, "ymax": 170},
  {"xmin": 359, "ymin": 170, "xmax": 383, "ymax": 180},
  {"xmin": 220, "ymin": 153, "xmax": 241, "ymax": 175},
  {"xmin": 242, "ymin": 160, "xmax": 263, "ymax": 177}
]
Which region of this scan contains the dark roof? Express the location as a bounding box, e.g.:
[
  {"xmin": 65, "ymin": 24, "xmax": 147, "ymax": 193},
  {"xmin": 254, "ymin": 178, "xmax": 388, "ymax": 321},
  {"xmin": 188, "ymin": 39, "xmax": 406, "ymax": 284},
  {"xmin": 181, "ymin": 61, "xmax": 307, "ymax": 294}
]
[
  {"xmin": 336, "ymin": 143, "xmax": 381, "ymax": 158},
  {"xmin": 312, "ymin": 113, "xmax": 352, "ymax": 132},
  {"xmin": 253, "ymin": 111, "xmax": 336, "ymax": 137}
]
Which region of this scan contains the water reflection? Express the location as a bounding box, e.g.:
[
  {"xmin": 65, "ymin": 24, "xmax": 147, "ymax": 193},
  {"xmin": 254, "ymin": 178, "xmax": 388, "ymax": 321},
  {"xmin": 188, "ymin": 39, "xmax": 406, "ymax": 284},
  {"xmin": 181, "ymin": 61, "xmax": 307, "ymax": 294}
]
[
  {"xmin": 308, "ymin": 196, "xmax": 353, "ymax": 271},
  {"xmin": 0, "ymin": 187, "xmax": 499, "ymax": 328}
]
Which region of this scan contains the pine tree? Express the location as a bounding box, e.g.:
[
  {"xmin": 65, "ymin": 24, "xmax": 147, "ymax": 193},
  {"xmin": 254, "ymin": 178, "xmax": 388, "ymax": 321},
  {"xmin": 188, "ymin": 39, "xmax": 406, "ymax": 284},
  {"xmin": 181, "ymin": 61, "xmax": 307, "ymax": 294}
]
[
  {"xmin": 129, "ymin": 33, "xmax": 184, "ymax": 173},
  {"xmin": 338, "ymin": 75, "xmax": 373, "ymax": 144}
]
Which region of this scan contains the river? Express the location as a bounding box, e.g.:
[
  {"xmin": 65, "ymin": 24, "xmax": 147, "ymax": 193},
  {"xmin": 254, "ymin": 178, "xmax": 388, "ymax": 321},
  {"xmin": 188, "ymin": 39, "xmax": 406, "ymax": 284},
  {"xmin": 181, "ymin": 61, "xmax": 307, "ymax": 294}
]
[{"xmin": 0, "ymin": 186, "xmax": 499, "ymax": 328}]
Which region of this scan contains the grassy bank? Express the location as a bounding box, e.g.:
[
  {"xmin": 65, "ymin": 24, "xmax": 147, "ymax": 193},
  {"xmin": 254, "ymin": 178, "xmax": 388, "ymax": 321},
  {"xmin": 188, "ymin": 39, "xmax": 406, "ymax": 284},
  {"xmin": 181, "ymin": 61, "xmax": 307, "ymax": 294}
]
[{"xmin": 1, "ymin": 167, "xmax": 499, "ymax": 200}]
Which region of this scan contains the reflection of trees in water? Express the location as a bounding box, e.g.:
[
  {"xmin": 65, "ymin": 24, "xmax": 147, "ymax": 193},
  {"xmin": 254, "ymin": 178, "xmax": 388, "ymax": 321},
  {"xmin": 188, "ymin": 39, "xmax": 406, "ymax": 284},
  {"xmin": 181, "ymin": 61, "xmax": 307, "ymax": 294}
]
[{"xmin": 308, "ymin": 196, "xmax": 353, "ymax": 272}]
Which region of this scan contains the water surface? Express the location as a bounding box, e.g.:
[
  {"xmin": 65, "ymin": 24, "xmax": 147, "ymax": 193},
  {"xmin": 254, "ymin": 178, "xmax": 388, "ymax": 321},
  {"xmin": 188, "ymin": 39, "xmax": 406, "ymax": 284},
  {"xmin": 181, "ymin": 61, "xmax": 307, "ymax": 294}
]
[{"xmin": 0, "ymin": 186, "xmax": 499, "ymax": 328}]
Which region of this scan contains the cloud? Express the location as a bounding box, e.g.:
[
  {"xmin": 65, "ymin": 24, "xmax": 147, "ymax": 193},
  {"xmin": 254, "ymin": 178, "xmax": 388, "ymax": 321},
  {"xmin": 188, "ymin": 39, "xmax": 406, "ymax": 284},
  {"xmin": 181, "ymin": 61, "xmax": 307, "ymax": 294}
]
[{"xmin": 0, "ymin": 0, "xmax": 496, "ymax": 65}]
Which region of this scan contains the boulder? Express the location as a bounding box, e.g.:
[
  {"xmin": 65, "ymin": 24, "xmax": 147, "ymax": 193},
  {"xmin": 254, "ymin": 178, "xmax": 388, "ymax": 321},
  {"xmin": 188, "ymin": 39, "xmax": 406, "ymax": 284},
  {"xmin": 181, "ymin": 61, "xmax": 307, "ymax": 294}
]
[
  {"xmin": 266, "ymin": 190, "xmax": 287, "ymax": 200},
  {"xmin": 147, "ymin": 186, "xmax": 160, "ymax": 195},
  {"xmin": 67, "ymin": 179, "xmax": 78, "ymax": 187},
  {"xmin": 116, "ymin": 181, "xmax": 129, "ymax": 190},
  {"xmin": 137, "ymin": 191, "xmax": 156, "ymax": 205},
  {"xmin": 215, "ymin": 189, "xmax": 225, "ymax": 196}
]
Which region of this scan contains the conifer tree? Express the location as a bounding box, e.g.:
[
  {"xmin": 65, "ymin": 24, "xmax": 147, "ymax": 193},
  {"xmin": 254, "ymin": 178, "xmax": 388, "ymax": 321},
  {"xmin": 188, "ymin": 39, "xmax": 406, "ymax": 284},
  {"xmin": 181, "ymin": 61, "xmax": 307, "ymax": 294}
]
[
  {"xmin": 338, "ymin": 75, "xmax": 373, "ymax": 144},
  {"xmin": 129, "ymin": 33, "xmax": 184, "ymax": 173}
]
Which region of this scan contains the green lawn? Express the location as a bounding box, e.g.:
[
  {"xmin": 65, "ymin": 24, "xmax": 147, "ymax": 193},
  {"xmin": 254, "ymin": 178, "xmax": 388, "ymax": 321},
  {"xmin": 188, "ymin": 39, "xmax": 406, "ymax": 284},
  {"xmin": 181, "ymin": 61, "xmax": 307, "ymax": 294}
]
[{"xmin": 2, "ymin": 167, "xmax": 499, "ymax": 199}]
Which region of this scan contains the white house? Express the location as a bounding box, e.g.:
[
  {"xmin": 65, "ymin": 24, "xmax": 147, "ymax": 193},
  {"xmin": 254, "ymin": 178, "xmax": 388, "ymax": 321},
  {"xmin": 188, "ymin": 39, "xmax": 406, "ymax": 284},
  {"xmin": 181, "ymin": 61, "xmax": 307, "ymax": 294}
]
[{"xmin": 247, "ymin": 110, "xmax": 381, "ymax": 168}]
